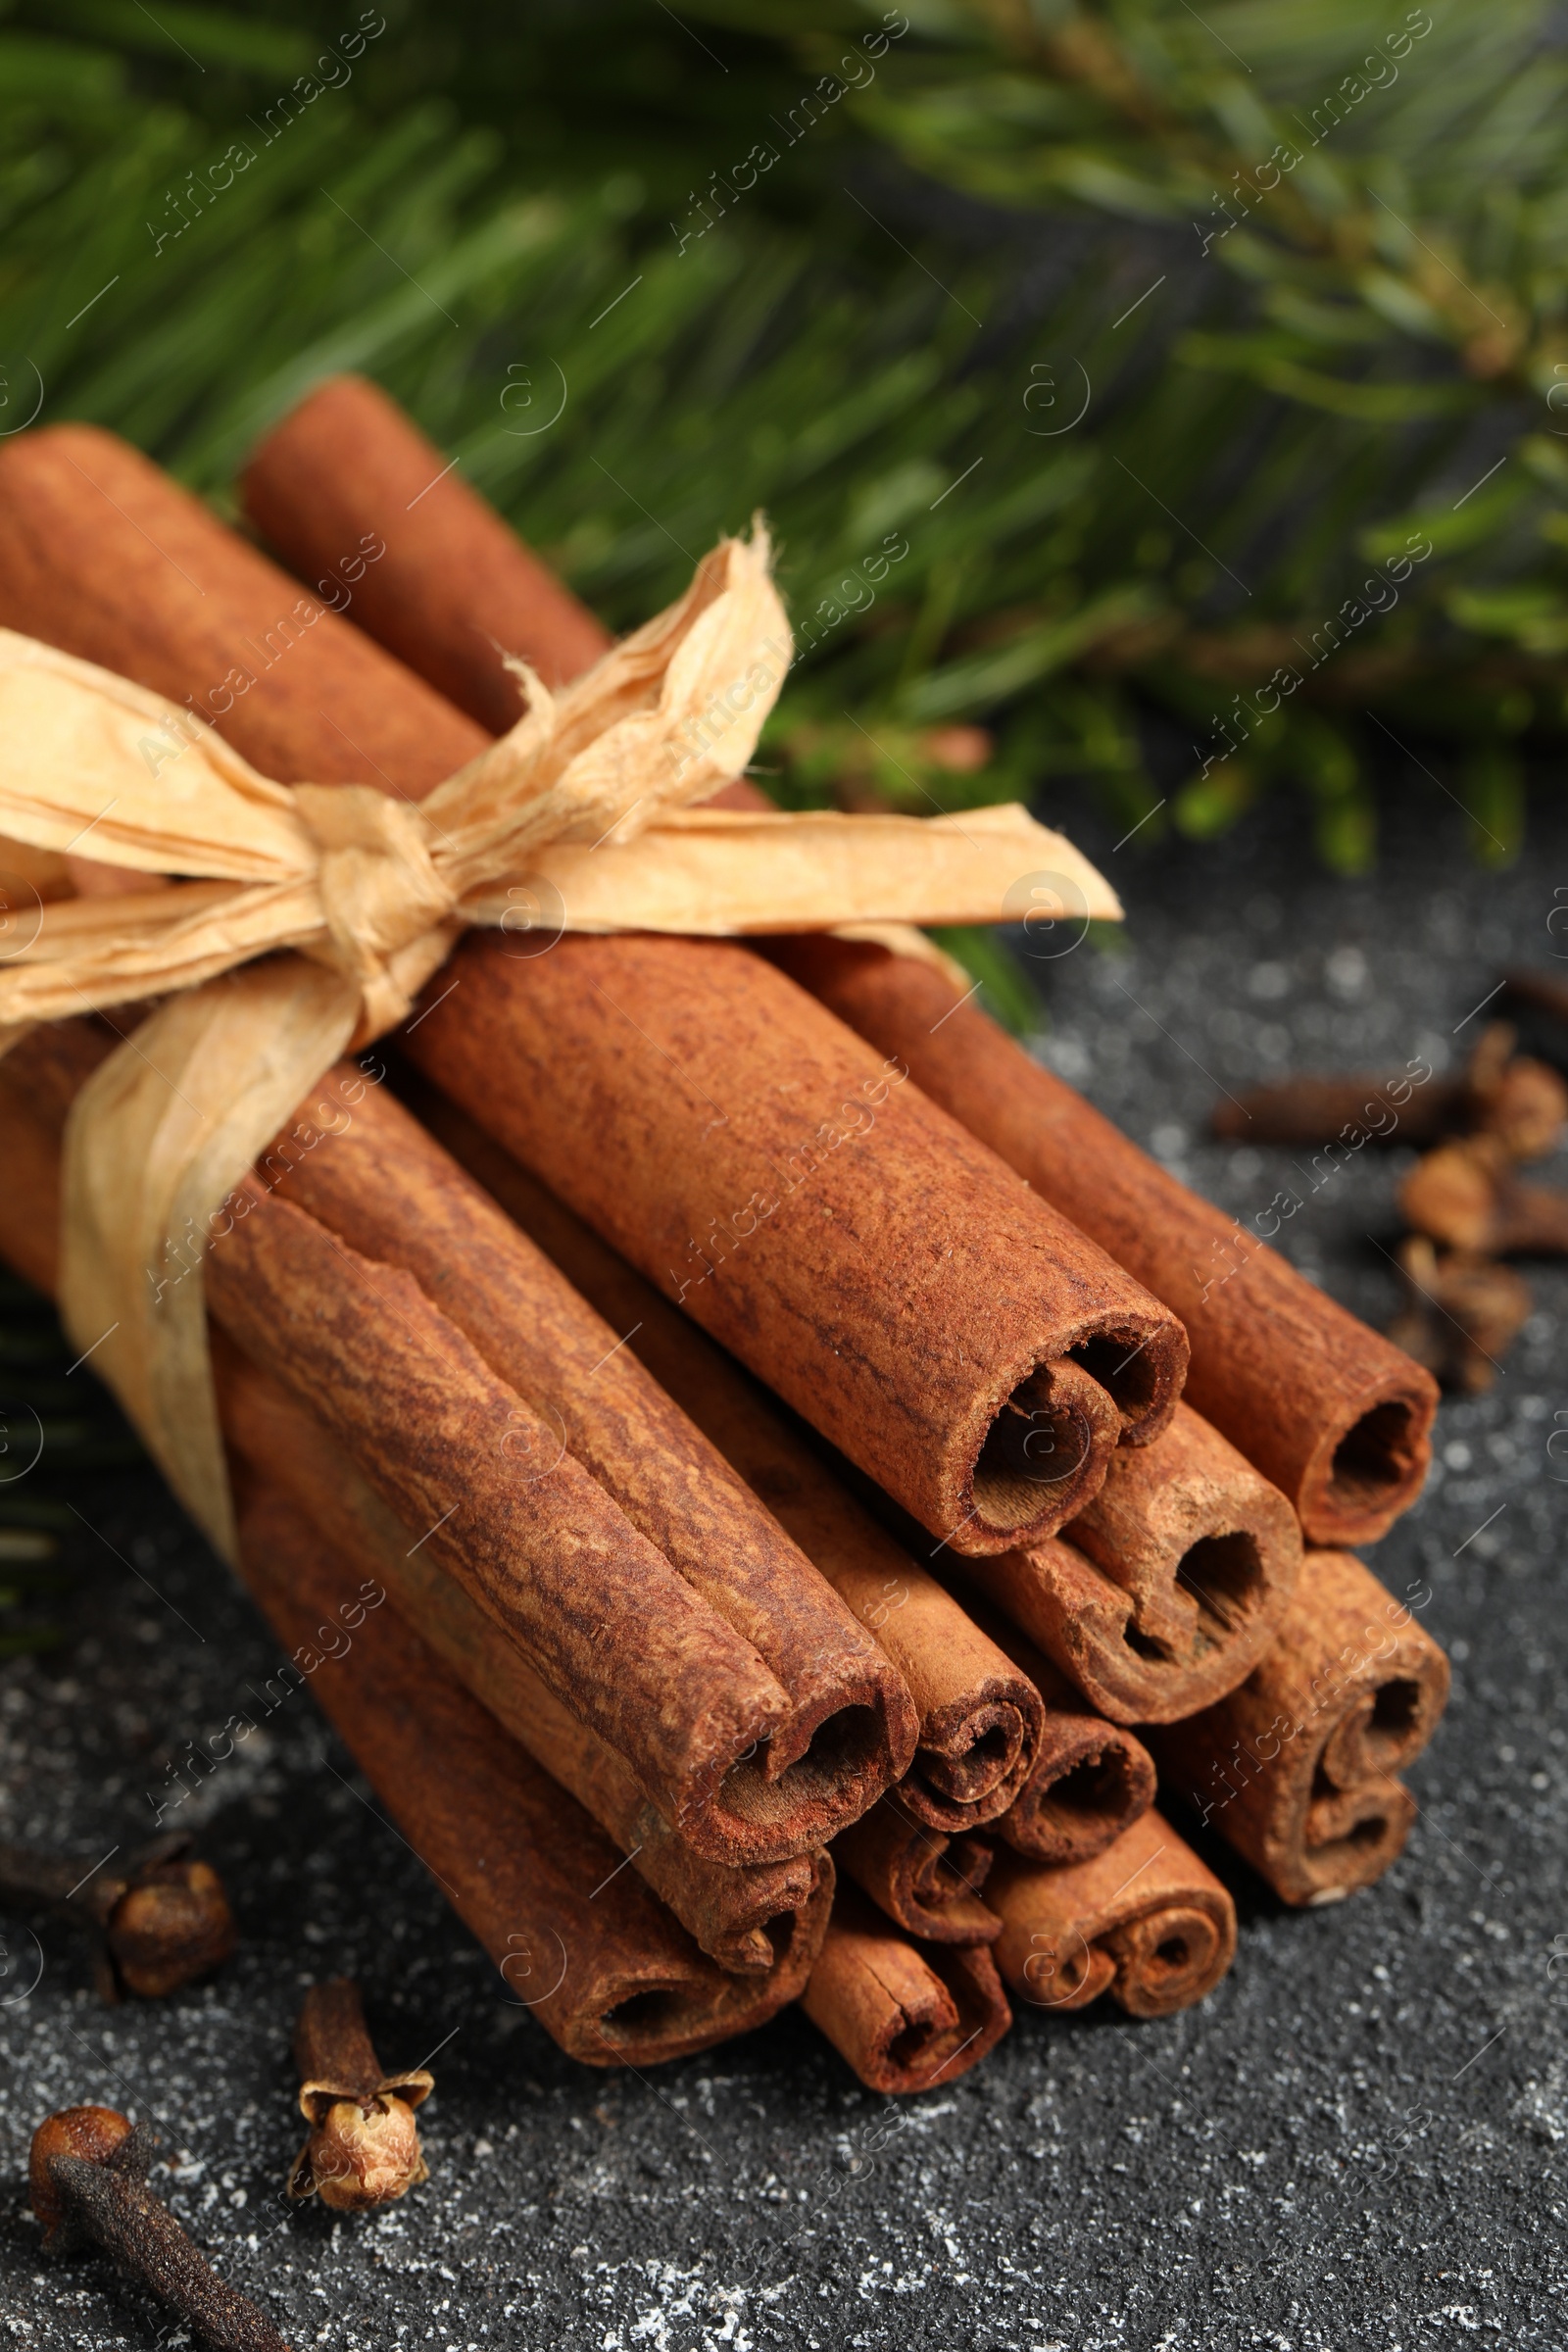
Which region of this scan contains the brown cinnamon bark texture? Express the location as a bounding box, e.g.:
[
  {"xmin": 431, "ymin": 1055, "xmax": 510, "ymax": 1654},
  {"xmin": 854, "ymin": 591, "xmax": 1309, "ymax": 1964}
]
[
  {"xmin": 252, "ymin": 1068, "xmax": 913, "ymax": 1837},
  {"xmin": 0, "ymin": 421, "xmax": 1186, "ymax": 1556},
  {"xmin": 988, "ymin": 1808, "xmax": 1237, "ymax": 2018},
  {"xmin": 802, "ymin": 1887, "xmax": 1011, "ymax": 2092},
  {"xmin": 1148, "ymin": 1548, "xmax": 1450, "ymax": 1905},
  {"xmin": 0, "ymin": 1061, "xmax": 836, "ymax": 1979},
  {"xmin": 399, "ymin": 1074, "xmax": 1048, "ymax": 1828},
  {"xmin": 219, "ymin": 1343, "xmax": 834, "ymax": 1979},
  {"xmin": 0, "ymin": 1023, "xmax": 808, "ymax": 1863},
  {"xmin": 237, "ymin": 392, "xmax": 1193, "ymax": 1527},
  {"xmin": 831, "ymin": 1791, "xmax": 1001, "ymax": 1944},
  {"xmin": 243, "ymin": 372, "xmax": 612, "ymax": 712},
  {"xmin": 956, "ymin": 1400, "xmax": 1300, "ymax": 1724},
  {"xmin": 0, "ymin": 1021, "xmax": 859, "ymax": 1867},
  {"xmin": 770, "ymin": 936, "xmax": 1439, "ymax": 1548},
  {"xmin": 237, "ymin": 1485, "xmax": 819, "ymax": 2066},
  {"xmin": 964, "ymin": 1605, "xmax": 1157, "ymax": 1865}
]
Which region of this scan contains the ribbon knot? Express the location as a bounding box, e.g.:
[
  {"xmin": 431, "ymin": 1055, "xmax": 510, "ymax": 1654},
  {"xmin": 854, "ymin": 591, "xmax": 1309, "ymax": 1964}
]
[{"xmin": 292, "ymin": 784, "xmax": 459, "ymax": 1042}]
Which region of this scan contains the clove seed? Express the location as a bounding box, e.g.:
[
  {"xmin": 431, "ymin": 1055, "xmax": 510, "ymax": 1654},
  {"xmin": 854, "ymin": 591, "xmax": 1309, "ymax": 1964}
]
[
  {"xmin": 0, "ymin": 1831, "xmax": 235, "ymax": 2001},
  {"xmin": 1387, "ymin": 1235, "xmax": 1532, "ymax": 1394},
  {"xmin": 1400, "ymin": 1137, "xmax": 1568, "ymax": 1257},
  {"xmin": 287, "ymin": 1978, "xmax": 432, "ymax": 2212},
  {"xmin": 30, "ymin": 2105, "xmax": 292, "ymax": 2351}
]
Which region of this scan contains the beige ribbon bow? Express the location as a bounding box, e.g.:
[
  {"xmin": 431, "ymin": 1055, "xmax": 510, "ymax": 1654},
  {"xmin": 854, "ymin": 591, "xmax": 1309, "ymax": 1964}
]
[{"xmin": 0, "ymin": 524, "xmax": 1117, "ymax": 1555}]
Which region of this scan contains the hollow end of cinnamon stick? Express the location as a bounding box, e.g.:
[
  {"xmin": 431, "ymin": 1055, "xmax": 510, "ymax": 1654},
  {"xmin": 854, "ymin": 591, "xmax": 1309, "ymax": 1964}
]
[
  {"xmin": 1295, "ymin": 1371, "xmax": 1439, "ymax": 1548},
  {"xmin": 803, "ymin": 1890, "xmax": 1011, "ymax": 2092},
  {"xmin": 997, "ymin": 1715, "xmax": 1157, "ymax": 1867},
  {"xmin": 955, "ymin": 1601, "xmax": 1157, "ymax": 1865},
  {"xmin": 957, "ymin": 1403, "xmax": 1301, "ymax": 1726},
  {"xmin": 832, "ymin": 1793, "xmax": 1001, "ymax": 1944},
  {"xmin": 990, "ymin": 1809, "xmax": 1237, "ymax": 2021},
  {"xmin": 1149, "ymin": 1547, "xmax": 1450, "ymax": 1906},
  {"xmin": 236, "ymin": 1487, "xmax": 820, "ymax": 2068},
  {"xmin": 958, "ymin": 1353, "xmax": 1122, "ymax": 1555}
]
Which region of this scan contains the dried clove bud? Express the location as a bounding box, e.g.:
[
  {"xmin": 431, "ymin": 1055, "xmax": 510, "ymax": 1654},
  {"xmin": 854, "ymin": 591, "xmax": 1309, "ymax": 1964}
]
[
  {"xmin": 30, "ymin": 2105, "xmax": 292, "ymax": 2351},
  {"xmin": 0, "ymin": 1832, "xmax": 235, "ymax": 2001},
  {"xmin": 1387, "ymin": 1236, "xmax": 1532, "ymax": 1395},
  {"xmin": 1400, "ymin": 1137, "xmax": 1568, "ymax": 1256},
  {"xmin": 286, "ymin": 1979, "xmax": 432, "ymax": 2212},
  {"xmin": 1215, "ymin": 1022, "xmax": 1566, "ymax": 1161}
]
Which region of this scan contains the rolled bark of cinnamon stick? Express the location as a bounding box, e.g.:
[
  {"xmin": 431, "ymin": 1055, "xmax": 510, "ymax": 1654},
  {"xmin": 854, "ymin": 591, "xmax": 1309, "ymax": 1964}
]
[
  {"xmin": 0, "ymin": 1017, "xmax": 817, "ymax": 1863},
  {"xmin": 232, "ymin": 395, "xmax": 1193, "ymax": 1543},
  {"xmin": 219, "ymin": 1343, "xmax": 833, "ymax": 1978},
  {"xmin": 963, "ymin": 1604, "xmax": 1157, "ymax": 1865},
  {"xmin": 802, "ymin": 1887, "xmax": 1010, "ymax": 2092},
  {"xmin": 768, "ymin": 937, "xmax": 1438, "ymax": 1549},
  {"xmin": 237, "ymin": 1485, "xmax": 815, "ymax": 2066},
  {"xmin": 243, "ymin": 371, "xmax": 612, "ymax": 710},
  {"xmin": 1148, "ymin": 1548, "xmax": 1450, "ymax": 1905},
  {"xmin": 988, "ymin": 1809, "xmax": 1237, "ymax": 2019},
  {"xmin": 397, "ymin": 1072, "xmax": 1047, "ymax": 1829},
  {"xmin": 956, "ymin": 1401, "xmax": 1301, "ymax": 1724},
  {"xmin": 249, "ymin": 1072, "xmax": 914, "ymax": 1846},
  {"xmin": 831, "ymin": 1792, "xmax": 1000, "ymax": 1945}
]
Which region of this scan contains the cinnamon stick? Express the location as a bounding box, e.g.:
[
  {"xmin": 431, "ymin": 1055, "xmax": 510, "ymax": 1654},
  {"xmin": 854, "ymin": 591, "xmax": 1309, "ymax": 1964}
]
[
  {"xmin": 218, "ymin": 1342, "xmax": 833, "ymax": 1979},
  {"xmin": 831, "ymin": 1792, "xmax": 1000, "ymax": 1944},
  {"xmin": 802, "ymin": 1887, "xmax": 1011, "ymax": 2092},
  {"xmin": 768, "ymin": 937, "xmax": 1439, "ymax": 1548},
  {"xmin": 237, "ymin": 1484, "xmax": 819, "ymax": 2066},
  {"xmin": 251, "ymin": 1064, "xmax": 913, "ymax": 1837},
  {"xmin": 987, "ymin": 1809, "xmax": 1237, "ymax": 2018},
  {"xmin": 956, "ymin": 1400, "xmax": 1301, "ymax": 1724},
  {"xmin": 965, "ymin": 1607, "xmax": 1157, "ymax": 1865},
  {"xmin": 1148, "ymin": 1548, "xmax": 1450, "ymax": 1906},
  {"xmin": 395, "ymin": 1072, "xmax": 1048, "ymax": 1830},
  {"xmin": 230, "ymin": 393, "xmax": 1193, "ymax": 1550},
  {"xmin": 0, "ymin": 1024, "xmax": 811, "ymax": 1865}
]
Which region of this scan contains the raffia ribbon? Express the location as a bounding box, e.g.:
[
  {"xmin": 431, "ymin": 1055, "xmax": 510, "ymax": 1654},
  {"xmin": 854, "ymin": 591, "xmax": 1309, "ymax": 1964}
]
[{"xmin": 0, "ymin": 525, "xmax": 1117, "ymax": 1557}]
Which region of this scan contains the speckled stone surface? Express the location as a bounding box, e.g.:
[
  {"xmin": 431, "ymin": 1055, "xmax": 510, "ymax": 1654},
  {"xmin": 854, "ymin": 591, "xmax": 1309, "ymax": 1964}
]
[{"xmin": 1, "ymin": 776, "xmax": 1564, "ymax": 2351}]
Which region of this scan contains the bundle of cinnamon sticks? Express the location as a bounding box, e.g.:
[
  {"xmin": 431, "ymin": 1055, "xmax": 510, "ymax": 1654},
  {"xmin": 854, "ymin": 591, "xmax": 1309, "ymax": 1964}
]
[{"xmin": 0, "ymin": 378, "xmax": 1451, "ymax": 2097}]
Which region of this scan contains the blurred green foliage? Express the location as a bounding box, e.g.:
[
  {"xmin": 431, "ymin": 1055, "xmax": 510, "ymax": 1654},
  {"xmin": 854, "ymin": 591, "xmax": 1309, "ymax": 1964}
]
[{"xmin": 1, "ymin": 0, "xmax": 1565, "ymax": 874}]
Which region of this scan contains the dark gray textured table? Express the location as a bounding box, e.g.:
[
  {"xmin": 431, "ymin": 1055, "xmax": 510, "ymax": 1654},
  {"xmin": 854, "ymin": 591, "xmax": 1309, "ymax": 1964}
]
[{"xmin": 2, "ymin": 777, "xmax": 1563, "ymax": 2350}]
